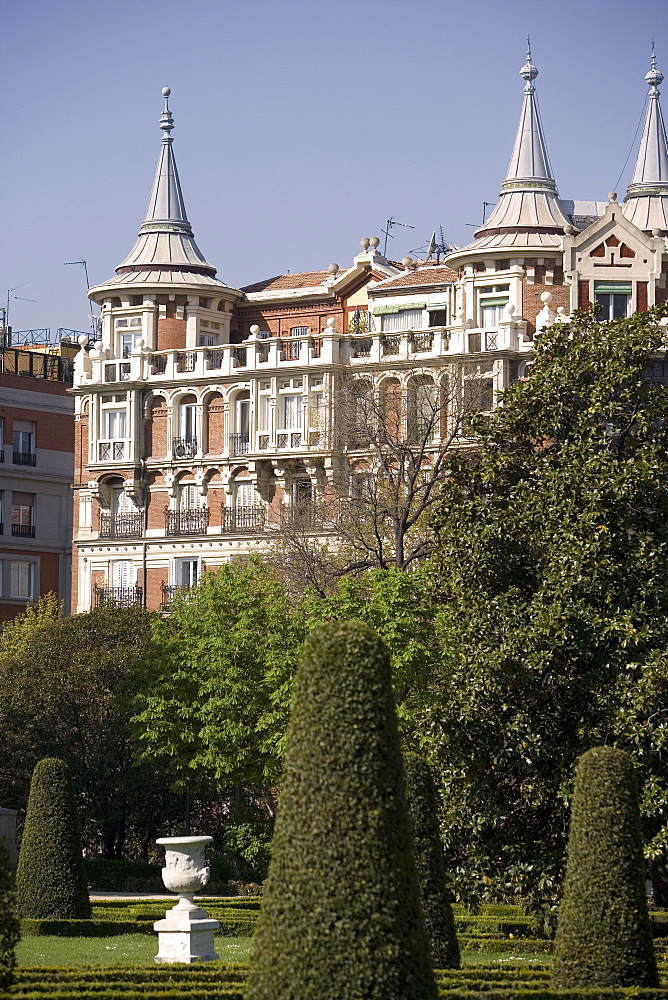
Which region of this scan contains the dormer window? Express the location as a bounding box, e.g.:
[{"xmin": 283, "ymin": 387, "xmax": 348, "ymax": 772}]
[{"xmin": 594, "ymin": 282, "xmax": 631, "ymax": 321}]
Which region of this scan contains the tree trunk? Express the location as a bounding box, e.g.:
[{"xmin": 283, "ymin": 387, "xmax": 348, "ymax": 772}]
[{"xmin": 650, "ymin": 857, "xmax": 668, "ymax": 907}]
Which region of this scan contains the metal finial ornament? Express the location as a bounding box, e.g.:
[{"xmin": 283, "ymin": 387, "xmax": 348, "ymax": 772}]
[
  {"xmin": 160, "ymin": 86, "xmax": 175, "ymax": 136},
  {"xmin": 520, "ymin": 41, "xmax": 538, "ymax": 85},
  {"xmin": 646, "ymin": 47, "xmax": 663, "ymax": 91}
]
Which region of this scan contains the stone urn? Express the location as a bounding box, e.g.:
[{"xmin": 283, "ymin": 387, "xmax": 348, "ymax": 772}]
[{"xmin": 153, "ymin": 835, "xmax": 219, "ymax": 964}]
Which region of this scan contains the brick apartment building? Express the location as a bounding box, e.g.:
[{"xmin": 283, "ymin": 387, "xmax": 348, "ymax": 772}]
[
  {"xmin": 0, "ymin": 346, "xmax": 74, "ymax": 622},
  {"xmin": 71, "ymin": 51, "xmax": 668, "ymax": 613}
]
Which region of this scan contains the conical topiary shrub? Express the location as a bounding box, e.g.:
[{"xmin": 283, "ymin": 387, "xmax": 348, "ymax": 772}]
[
  {"xmin": 404, "ymin": 753, "xmax": 460, "ymax": 969},
  {"xmin": 16, "ymin": 758, "xmax": 91, "ymax": 919},
  {"xmin": 245, "ymin": 622, "xmax": 438, "ymax": 1000},
  {"xmin": 552, "ymin": 745, "xmax": 657, "ymax": 987}
]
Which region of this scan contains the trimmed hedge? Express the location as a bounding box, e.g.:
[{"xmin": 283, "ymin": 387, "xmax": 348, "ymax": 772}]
[
  {"xmin": 10, "ymin": 963, "xmax": 668, "ymax": 1000},
  {"xmin": 553, "ymin": 746, "xmax": 658, "ymax": 988},
  {"xmin": 16, "ymin": 759, "xmax": 91, "ymax": 920},
  {"xmin": 246, "ymin": 622, "xmax": 437, "ymax": 1000},
  {"xmin": 0, "ymin": 841, "xmax": 19, "ymax": 990},
  {"xmin": 404, "ymin": 753, "xmax": 460, "ymax": 969},
  {"xmin": 83, "ymin": 859, "xmax": 162, "ymax": 891}
]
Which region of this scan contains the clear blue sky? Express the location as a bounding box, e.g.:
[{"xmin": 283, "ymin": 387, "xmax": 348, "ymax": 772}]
[{"xmin": 1, "ymin": 0, "xmax": 666, "ymax": 335}]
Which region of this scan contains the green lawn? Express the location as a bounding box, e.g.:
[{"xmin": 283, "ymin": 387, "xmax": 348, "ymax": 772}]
[
  {"xmin": 15, "ymin": 934, "xmax": 253, "ymax": 967},
  {"xmin": 15, "ymin": 933, "xmax": 552, "ymax": 968}
]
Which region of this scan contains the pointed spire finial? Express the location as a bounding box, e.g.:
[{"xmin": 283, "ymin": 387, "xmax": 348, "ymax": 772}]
[
  {"xmin": 160, "ymin": 86, "xmax": 174, "ymax": 137},
  {"xmin": 646, "ymin": 46, "xmax": 664, "ymax": 91},
  {"xmin": 520, "ymin": 40, "xmax": 538, "ymax": 86}
]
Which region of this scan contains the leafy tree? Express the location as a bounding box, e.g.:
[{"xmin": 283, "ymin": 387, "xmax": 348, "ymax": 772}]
[
  {"xmin": 132, "ymin": 559, "xmax": 308, "ymax": 797},
  {"xmin": 404, "ymin": 753, "xmax": 460, "ymax": 969},
  {"xmin": 0, "ymin": 597, "xmax": 180, "ymax": 859},
  {"xmin": 553, "ymin": 746, "xmax": 657, "ymax": 987},
  {"xmin": 16, "ymin": 758, "xmax": 91, "ymax": 919},
  {"xmin": 303, "ymin": 568, "xmax": 439, "ymax": 731},
  {"xmin": 425, "ymin": 304, "xmax": 668, "ymax": 905},
  {"xmin": 246, "ymin": 622, "xmax": 437, "ymax": 1000},
  {"xmin": 0, "ymin": 842, "xmax": 19, "ymax": 989}
]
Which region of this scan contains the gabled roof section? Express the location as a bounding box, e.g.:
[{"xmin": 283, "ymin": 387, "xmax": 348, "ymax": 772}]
[
  {"xmin": 114, "ymin": 88, "xmax": 223, "ymax": 282},
  {"xmin": 448, "ymin": 49, "xmax": 571, "ymax": 265},
  {"xmin": 240, "ymin": 248, "xmax": 400, "ymax": 304},
  {"xmin": 623, "ymin": 50, "xmax": 668, "ymax": 235},
  {"xmin": 241, "ymin": 271, "xmax": 332, "ymax": 293},
  {"xmin": 370, "ymin": 265, "xmax": 458, "ymax": 294}
]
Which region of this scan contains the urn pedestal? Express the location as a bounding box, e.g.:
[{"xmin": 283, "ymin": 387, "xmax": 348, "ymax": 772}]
[{"xmin": 154, "ymin": 835, "xmax": 219, "ymax": 964}]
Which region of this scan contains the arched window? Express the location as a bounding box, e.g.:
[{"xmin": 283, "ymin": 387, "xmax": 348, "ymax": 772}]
[
  {"xmin": 231, "ymin": 391, "xmax": 250, "ymax": 455},
  {"xmin": 380, "ymin": 378, "xmax": 403, "ymax": 444},
  {"xmin": 408, "ymin": 375, "xmax": 436, "ymax": 443},
  {"xmin": 174, "ymin": 395, "xmax": 197, "ymax": 459}
]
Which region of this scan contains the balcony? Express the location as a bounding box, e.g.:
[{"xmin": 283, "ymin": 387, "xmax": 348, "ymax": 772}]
[
  {"xmin": 13, "ymin": 451, "xmax": 36, "ymax": 466},
  {"xmin": 172, "ymin": 437, "xmax": 197, "ymax": 460},
  {"xmin": 165, "ymin": 507, "xmax": 209, "ymax": 536},
  {"xmin": 161, "ymin": 583, "xmax": 190, "ymax": 609},
  {"xmin": 12, "ymin": 523, "xmax": 35, "ymax": 538},
  {"xmin": 221, "ymin": 505, "xmax": 266, "ymax": 534},
  {"xmin": 94, "ymin": 585, "xmax": 143, "ymax": 607},
  {"xmin": 99, "ymin": 511, "xmax": 143, "ymax": 539},
  {"xmin": 280, "ymin": 503, "xmax": 322, "ymax": 530},
  {"xmin": 0, "ymin": 448, "xmax": 3, "ymax": 463},
  {"xmin": 230, "ymin": 433, "xmax": 250, "ymax": 456}
]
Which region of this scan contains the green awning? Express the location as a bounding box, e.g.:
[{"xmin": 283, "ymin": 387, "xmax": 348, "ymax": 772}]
[
  {"xmin": 480, "ymin": 297, "xmax": 509, "ymax": 307},
  {"xmin": 594, "ymin": 283, "xmax": 632, "ymax": 294},
  {"xmin": 428, "ymin": 303, "xmax": 448, "ymax": 310},
  {"xmin": 373, "ymin": 302, "xmax": 426, "ymax": 315}
]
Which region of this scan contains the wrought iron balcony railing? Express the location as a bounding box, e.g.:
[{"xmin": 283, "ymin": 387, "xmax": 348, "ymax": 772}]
[
  {"xmin": 160, "ymin": 583, "xmax": 191, "ymax": 609},
  {"xmin": 165, "ymin": 507, "xmax": 210, "ymax": 536},
  {"xmin": 220, "ymin": 505, "xmax": 266, "ymax": 534},
  {"xmin": 99, "ymin": 511, "xmax": 143, "ymax": 539},
  {"xmin": 13, "ymin": 451, "xmax": 36, "ymax": 466},
  {"xmin": 11, "ymin": 523, "xmax": 35, "ymax": 537},
  {"xmin": 172, "ymin": 437, "xmax": 197, "ymax": 460},
  {"xmin": 280, "ymin": 503, "xmax": 322, "ymax": 530},
  {"xmin": 229, "ymin": 433, "xmax": 249, "ymax": 455},
  {"xmin": 94, "ymin": 585, "xmax": 143, "ymax": 607}
]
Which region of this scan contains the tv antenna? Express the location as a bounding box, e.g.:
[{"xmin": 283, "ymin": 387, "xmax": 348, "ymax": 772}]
[
  {"xmin": 381, "ymin": 217, "xmax": 415, "ymax": 256},
  {"xmin": 466, "ymin": 201, "xmax": 495, "ymax": 228},
  {"xmin": 3, "ymin": 282, "xmax": 33, "ymax": 333},
  {"xmin": 65, "ymin": 259, "xmax": 101, "ymax": 337},
  {"xmin": 409, "ymin": 226, "xmax": 458, "ymax": 264}
]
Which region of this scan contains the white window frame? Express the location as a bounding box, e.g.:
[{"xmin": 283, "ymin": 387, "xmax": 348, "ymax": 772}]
[{"xmin": 9, "ymin": 559, "xmax": 35, "ymax": 600}]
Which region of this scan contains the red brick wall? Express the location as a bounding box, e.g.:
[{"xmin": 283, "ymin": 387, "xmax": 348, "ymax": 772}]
[
  {"xmin": 0, "ymin": 406, "xmax": 74, "ymax": 452},
  {"xmin": 206, "ymin": 393, "xmax": 225, "ymax": 454},
  {"xmin": 236, "ymin": 304, "xmax": 344, "ymax": 340},
  {"xmin": 147, "ymin": 488, "xmax": 169, "ymax": 530},
  {"xmin": 522, "ymin": 279, "xmax": 571, "ymax": 337},
  {"xmin": 637, "ymin": 282, "xmax": 648, "ymax": 312},
  {"xmin": 145, "ymin": 566, "xmax": 164, "ymax": 613},
  {"xmin": 156, "ymin": 318, "xmax": 187, "ymax": 351},
  {"xmin": 74, "ymin": 414, "xmax": 88, "ymax": 480},
  {"xmin": 146, "ymin": 399, "xmax": 168, "ymax": 459},
  {"xmin": 579, "ymin": 280, "xmax": 590, "ymax": 310}
]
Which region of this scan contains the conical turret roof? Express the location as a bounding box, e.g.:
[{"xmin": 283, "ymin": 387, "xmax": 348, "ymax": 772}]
[
  {"xmin": 448, "ymin": 49, "xmax": 571, "ymax": 263},
  {"xmin": 104, "ymin": 88, "xmax": 227, "ymax": 288},
  {"xmin": 622, "ymin": 50, "xmax": 668, "ymax": 234}
]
